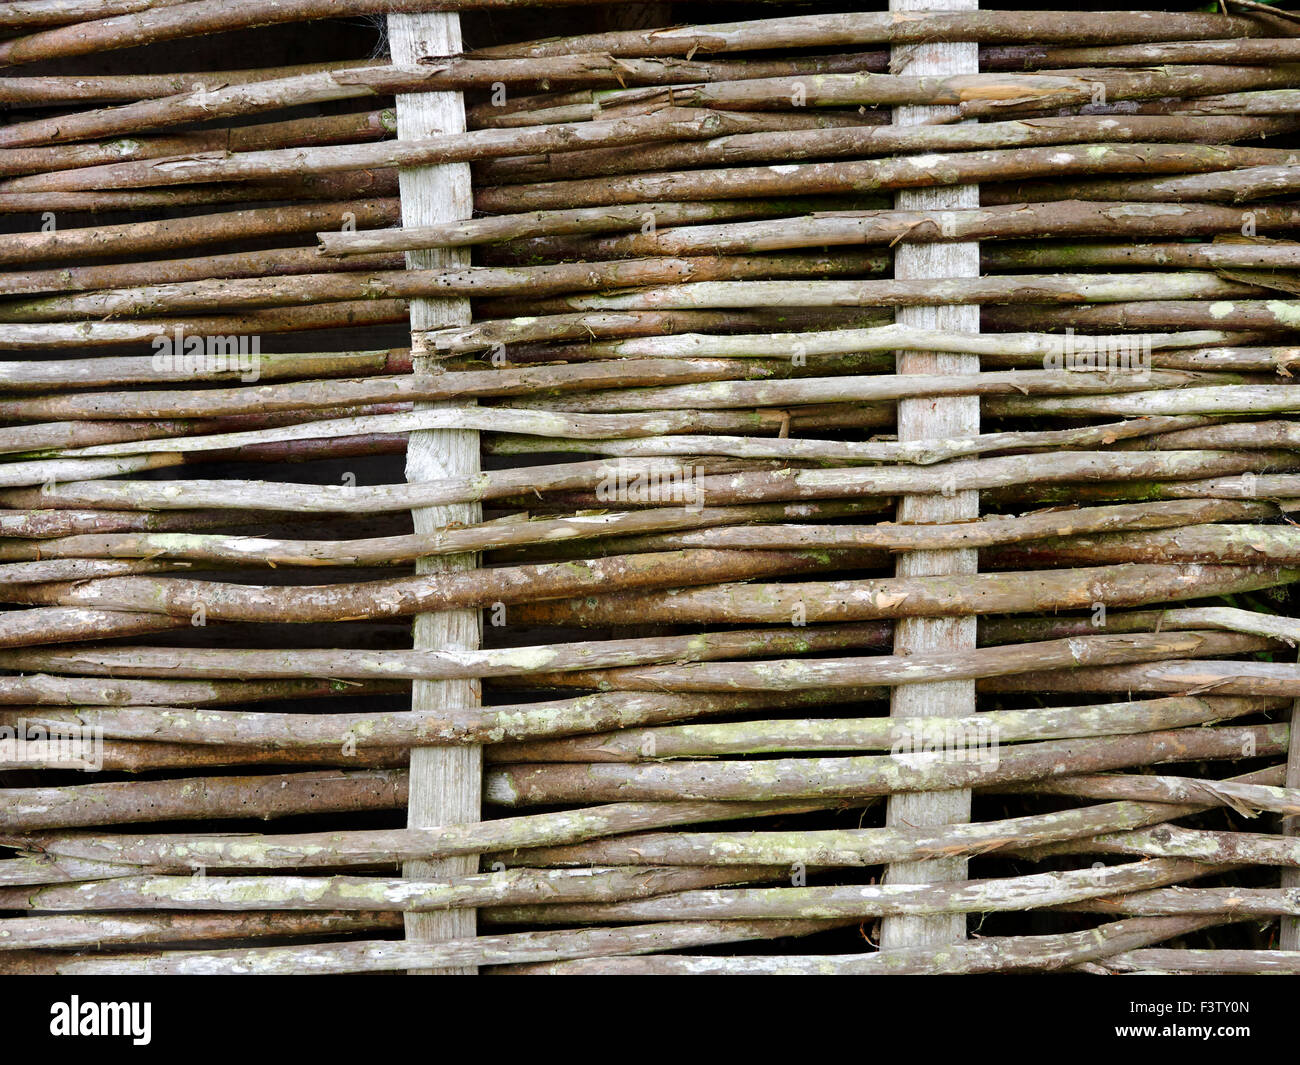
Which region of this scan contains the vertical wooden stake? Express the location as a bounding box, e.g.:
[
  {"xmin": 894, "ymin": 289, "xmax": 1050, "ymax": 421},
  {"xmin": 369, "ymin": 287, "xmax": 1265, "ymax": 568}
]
[
  {"xmin": 880, "ymin": 0, "xmax": 980, "ymax": 951},
  {"xmin": 387, "ymin": 10, "xmax": 482, "ymax": 975}
]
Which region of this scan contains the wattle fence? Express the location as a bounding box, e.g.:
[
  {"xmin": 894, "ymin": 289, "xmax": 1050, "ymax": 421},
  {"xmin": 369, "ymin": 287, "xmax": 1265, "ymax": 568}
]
[{"xmin": 1, "ymin": 0, "xmax": 1299, "ymax": 975}]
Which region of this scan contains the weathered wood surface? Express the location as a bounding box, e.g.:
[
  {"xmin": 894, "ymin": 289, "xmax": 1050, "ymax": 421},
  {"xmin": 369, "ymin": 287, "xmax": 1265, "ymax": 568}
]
[
  {"xmin": 388, "ymin": 7, "xmax": 481, "ymax": 977},
  {"xmin": 2, "ymin": 2, "xmax": 1299, "ymax": 978}
]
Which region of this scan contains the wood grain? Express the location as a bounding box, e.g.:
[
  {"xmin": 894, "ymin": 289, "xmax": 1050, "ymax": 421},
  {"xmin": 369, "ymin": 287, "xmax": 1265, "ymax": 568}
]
[
  {"xmin": 388, "ymin": 10, "xmax": 482, "ymax": 976},
  {"xmin": 881, "ymin": 0, "xmax": 980, "ymax": 951}
]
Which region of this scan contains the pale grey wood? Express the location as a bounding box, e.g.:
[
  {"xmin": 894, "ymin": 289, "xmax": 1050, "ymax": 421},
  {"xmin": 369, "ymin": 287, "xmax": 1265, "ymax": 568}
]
[
  {"xmin": 388, "ymin": 10, "xmax": 481, "ymax": 976},
  {"xmin": 882, "ymin": 0, "xmax": 980, "ymax": 951}
]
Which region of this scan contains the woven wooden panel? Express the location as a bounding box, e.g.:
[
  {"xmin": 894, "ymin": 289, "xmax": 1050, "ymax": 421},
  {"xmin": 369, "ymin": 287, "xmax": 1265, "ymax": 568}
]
[{"xmin": 1, "ymin": 0, "xmax": 1299, "ymax": 976}]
